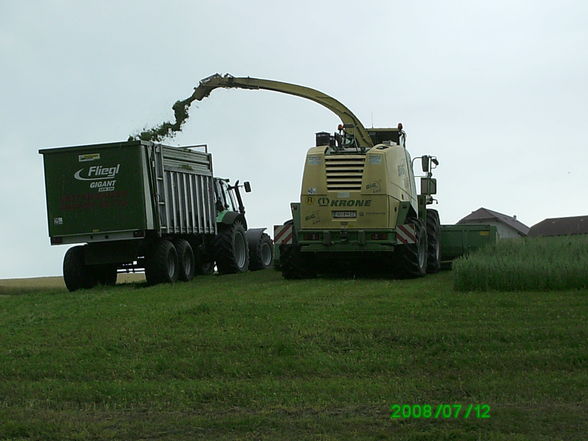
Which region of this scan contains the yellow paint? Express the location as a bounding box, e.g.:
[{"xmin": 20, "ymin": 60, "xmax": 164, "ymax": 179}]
[{"xmin": 300, "ymin": 144, "xmax": 418, "ymax": 230}]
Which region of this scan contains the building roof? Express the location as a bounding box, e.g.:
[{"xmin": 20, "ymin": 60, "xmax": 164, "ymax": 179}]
[
  {"xmin": 457, "ymin": 207, "xmax": 530, "ymax": 236},
  {"xmin": 528, "ymin": 215, "xmax": 588, "ymax": 237}
]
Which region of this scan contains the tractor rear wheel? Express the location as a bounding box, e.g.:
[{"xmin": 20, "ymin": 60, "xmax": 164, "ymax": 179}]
[
  {"xmin": 214, "ymin": 221, "xmax": 249, "ymax": 274},
  {"xmin": 249, "ymin": 233, "xmax": 274, "ymax": 270},
  {"xmin": 63, "ymin": 246, "xmax": 98, "ymax": 292},
  {"xmin": 280, "ymin": 244, "xmax": 316, "ymax": 279},
  {"xmin": 145, "ymin": 239, "xmax": 179, "ymax": 285},
  {"xmin": 426, "ymin": 209, "xmax": 441, "ymax": 273},
  {"xmin": 395, "ymin": 217, "xmax": 427, "ymax": 278},
  {"xmin": 191, "ymin": 241, "xmax": 215, "ymax": 275},
  {"xmin": 173, "ymin": 239, "xmax": 195, "ymax": 281},
  {"xmin": 92, "ymin": 264, "xmax": 118, "ymax": 286}
]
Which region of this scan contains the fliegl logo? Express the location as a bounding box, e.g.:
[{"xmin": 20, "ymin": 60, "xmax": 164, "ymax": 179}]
[{"xmin": 74, "ymin": 164, "xmax": 120, "ymax": 192}]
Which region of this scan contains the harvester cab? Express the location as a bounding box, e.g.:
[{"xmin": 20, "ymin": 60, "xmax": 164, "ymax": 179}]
[{"xmin": 191, "ymin": 73, "xmax": 441, "ymax": 279}]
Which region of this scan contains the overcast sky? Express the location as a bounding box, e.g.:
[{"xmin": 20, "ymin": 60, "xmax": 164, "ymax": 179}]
[{"xmin": 1, "ymin": 0, "xmax": 587, "ymax": 278}]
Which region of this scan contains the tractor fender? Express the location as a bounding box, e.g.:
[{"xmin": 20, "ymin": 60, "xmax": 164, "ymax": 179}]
[
  {"xmin": 217, "ymin": 211, "xmax": 247, "ymax": 230},
  {"xmin": 245, "ymin": 228, "xmax": 267, "ymax": 249}
]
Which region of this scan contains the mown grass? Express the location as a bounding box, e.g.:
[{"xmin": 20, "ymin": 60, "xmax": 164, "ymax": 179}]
[
  {"xmin": 0, "ymin": 270, "xmax": 586, "ymax": 440},
  {"xmin": 453, "ymin": 235, "xmax": 588, "ymax": 292}
]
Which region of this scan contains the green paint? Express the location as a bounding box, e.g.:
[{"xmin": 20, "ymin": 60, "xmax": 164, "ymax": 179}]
[{"xmin": 40, "ymin": 141, "xmax": 149, "ymax": 236}]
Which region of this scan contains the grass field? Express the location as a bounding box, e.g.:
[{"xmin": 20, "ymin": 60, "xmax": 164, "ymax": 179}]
[
  {"xmin": 0, "ymin": 270, "xmax": 586, "ymax": 440},
  {"xmin": 453, "ymin": 235, "xmax": 588, "ymax": 292}
]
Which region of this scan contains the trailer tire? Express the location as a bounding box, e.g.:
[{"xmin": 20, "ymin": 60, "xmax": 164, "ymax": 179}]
[
  {"xmin": 249, "ymin": 233, "xmax": 274, "ymax": 270},
  {"xmin": 426, "ymin": 209, "xmax": 441, "ymax": 273},
  {"xmin": 214, "ymin": 221, "xmax": 249, "ymax": 274},
  {"xmin": 280, "ymin": 244, "xmax": 316, "ymax": 279},
  {"xmin": 172, "ymin": 239, "xmax": 195, "ymax": 281},
  {"xmin": 145, "ymin": 239, "xmax": 179, "ymax": 285},
  {"xmin": 92, "ymin": 265, "xmax": 117, "ymax": 286},
  {"xmin": 395, "ymin": 217, "xmax": 427, "ymax": 278},
  {"xmin": 63, "ymin": 246, "xmax": 97, "ymax": 292}
]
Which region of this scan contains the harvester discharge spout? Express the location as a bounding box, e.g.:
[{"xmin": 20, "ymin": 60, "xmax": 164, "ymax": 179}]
[{"xmin": 191, "ymin": 73, "xmax": 375, "ymax": 150}]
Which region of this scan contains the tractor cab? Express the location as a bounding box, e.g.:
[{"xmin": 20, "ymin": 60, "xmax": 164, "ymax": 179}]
[{"xmin": 214, "ymin": 178, "xmax": 251, "ymax": 215}]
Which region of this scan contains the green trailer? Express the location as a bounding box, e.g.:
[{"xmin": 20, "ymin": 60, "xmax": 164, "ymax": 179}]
[
  {"xmin": 39, "ymin": 140, "xmax": 273, "ymax": 291},
  {"xmin": 439, "ymin": 224, "xmax": 497, "ymax": 268}
]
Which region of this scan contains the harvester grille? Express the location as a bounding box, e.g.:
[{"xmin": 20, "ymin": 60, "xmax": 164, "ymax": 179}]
[{"xmin": 325, "ymin": 156, "xmax": 365, "ymax": 191}]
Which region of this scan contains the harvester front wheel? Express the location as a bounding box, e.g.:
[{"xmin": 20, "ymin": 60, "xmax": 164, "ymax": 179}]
[
  {"xmin": 214, "ymin": 221, "xmax": 250, "ymax": 274},
  {"xmin": 63, "ymin": 246, "xmax": 98, "ymax": 292},
  {"xmin": 249, "ymin": 233, "xmax": 274, "ymax": 270},
  {"xmin": 395, "ymin": 218, "xmax": 427, "ymax": 278},
  {"xmin": 173, "ymin": 239, "xmax": 195, "ymax": 281},
  {"xmin": 280, "ymin": 244, "xmax": 316, "ymax": 279},
  {"xmin": 145, "ymin": 239, "xmax": 179, "ymax": 285},
  {"xmin": 426, "ymin": 209, "xmax": 441, "ymax": 273}
]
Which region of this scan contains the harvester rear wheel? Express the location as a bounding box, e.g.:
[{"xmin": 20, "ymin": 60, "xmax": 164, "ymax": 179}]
[
  {"xmin": 426, "ymin": 209, "xmax": 441, "ymax": 273},
  {"xmin": 63, "ymin": 246, "xmax": 98, "ymax": 292},
  {"xmin": 249, "ymin": 233, "xmax": 274, "ymax": 270},
  {"xmin": 145, "ymin": 239, "xmax": 179, "ymax": 285},
  {"xmin": 395, "ymin": 217, "xmax": 427, "ymax": 278},
  {"xmin": 173, "ymin": 239, "xmax": 195, "ymax": 281},
  {"xmin": 280, "ymin": 244, "xmax": 316, "ymax": 279},
  {"xmin": 214, "ymin": 221, "xmax": 249, "ymax": 274}
]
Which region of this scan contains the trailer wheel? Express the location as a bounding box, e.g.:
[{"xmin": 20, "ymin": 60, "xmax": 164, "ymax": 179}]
[
  {"xmin": 395, "ymin": 217, "xmax": 427, "ymax": 278},
  {"xmin": 214, "ymin": 221, "xmax": 249, "ymax": 274},
  {"xmin": 426, "ymin": 209, "xmax": 441, "ymax": 273},
  {"xmin": 145, "ymin": 239, "xmax": 179, "ymax": 285},
  {"xmin": 280, "ymin": 244, "xmax": 316, "ymax": 279},
  {"xmin": 63, "ymin": 246, "xmax": 97, "ymax": 292},
  {"xmin": 249, "ymin": 233, "xmax": 274, "ymax": 270},
  {"xmin": 92, "ymin": 265, "xmax": 118, "ymax": 286},
  {"xmin": 173, "ymin": 239, "xmax": 195, "ymax": 281}
]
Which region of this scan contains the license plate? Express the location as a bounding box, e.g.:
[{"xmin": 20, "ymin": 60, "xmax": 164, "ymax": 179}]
[{"xmin": 332, "ymin": 211, "xmax": 357, "ymax": 219}]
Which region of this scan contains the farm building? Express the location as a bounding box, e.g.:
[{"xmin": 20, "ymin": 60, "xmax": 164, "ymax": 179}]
[
  {"xmin": 528, "ymin": 215, "xmax": 588, "ymax": 237},
  {"xmin": 458, "ymin": 207, "xmax": 529, "ymax": 239}
]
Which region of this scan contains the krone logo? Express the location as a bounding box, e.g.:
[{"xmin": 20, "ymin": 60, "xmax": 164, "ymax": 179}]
[
  {"xmin": 74, "ymin": 164, "xmax": 121, "ymax": 181},
  {"xmin": 318, "ymin": 197, "xmax": 330, "ymax": 206}
]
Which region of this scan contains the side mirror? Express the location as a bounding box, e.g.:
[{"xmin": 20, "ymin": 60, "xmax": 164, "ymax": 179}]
[
  {"xmin": 421, "ymin": 156, "xmax": 431, "ymax": 173},
  {"xmin": 244, "ymin": 181, "xmax": 251, "ymax": 193}
]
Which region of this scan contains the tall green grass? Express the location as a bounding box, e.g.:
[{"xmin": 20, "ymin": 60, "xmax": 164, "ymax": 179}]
[{"xmin": 454, "ymin": 235, "xmax": 588, "ymax": 291}]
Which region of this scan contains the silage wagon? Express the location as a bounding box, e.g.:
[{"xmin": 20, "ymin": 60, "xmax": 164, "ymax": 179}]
[{"xmin": 39, "ymin": 140, "xmax": 273, "ymax": 291}]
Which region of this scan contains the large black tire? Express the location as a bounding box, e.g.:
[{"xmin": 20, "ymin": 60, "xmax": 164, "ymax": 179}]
[
  {"xmin": 92, "ymin": 264, "xmax": 118, "ymax": 286},
  {"xmin": 426, "ymin": 209, "xmax": 441, "ymax": 273},
  {"xmin": 198, "ymin": 260, "xmax": 215, "ymax": 275},
  {"xmin": 63, "ymin": 246, "xmax": 98, "ymax": 292},
  {"xmin": 249, "ymin": 233, "xmax": 274, "ymax": 270},
  {"xmin": 191, "ymin": 241, "xmax": 215, "ymax": 275},
  {"xmin": 144, "ymin": 239, "xmax": 179, "ymax": 285},
  {"xmin": 280, "ymin": 244, "xmax": 316, "ymax": 279},
  {"xmin": 173, "ymin": 239, "xmax": 195, "ymax": 281},
  {"xmin": 214, "ymin": 221, "xmax": 249, "ymax": 274},
  {"xmin": 395, "ymin": 217, "xmax": 427, "ymax": 278}
]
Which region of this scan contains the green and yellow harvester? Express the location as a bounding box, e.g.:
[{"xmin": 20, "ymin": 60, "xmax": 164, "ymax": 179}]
[{"xmin": 192, "ymin": 74, "xmax": 442, "ymax": 278}]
